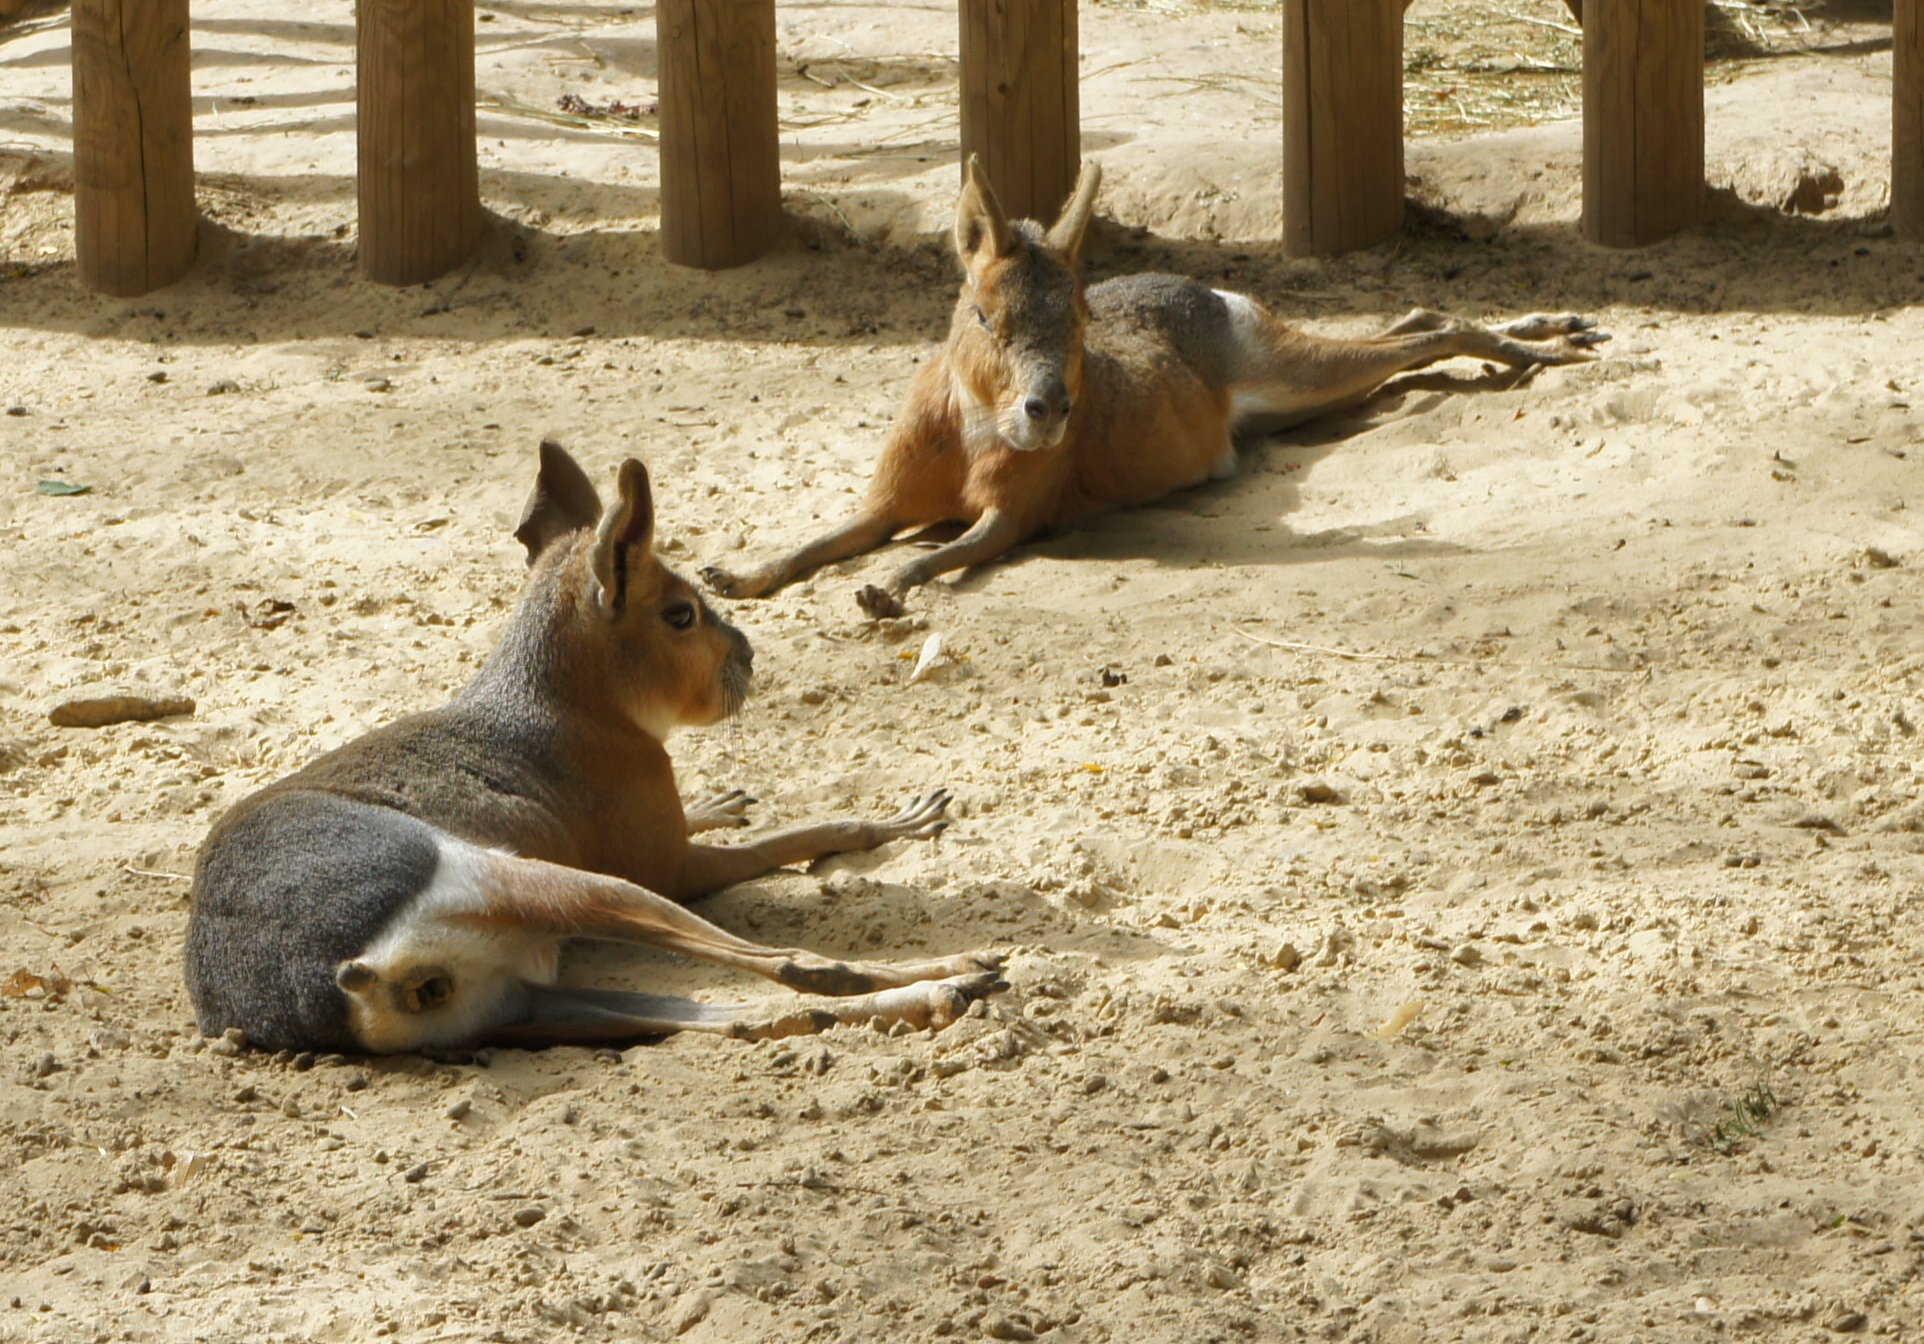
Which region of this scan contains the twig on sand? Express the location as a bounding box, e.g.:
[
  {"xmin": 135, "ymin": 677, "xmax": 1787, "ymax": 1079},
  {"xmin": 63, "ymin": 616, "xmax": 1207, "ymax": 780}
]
[{"xmin": 124, "ymin": 863, "xmax": 192, "ymax": 882}]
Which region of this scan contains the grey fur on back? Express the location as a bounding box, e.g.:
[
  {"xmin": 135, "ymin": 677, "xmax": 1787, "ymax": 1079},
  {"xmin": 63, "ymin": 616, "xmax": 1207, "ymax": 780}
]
[
  {"xmin": 184, "ymin": 793, "xmax": 442, "ymax": 1052},
  {"xmin": 1085, "ymin": 274, "xmax": 1241, "ymax": 389}
]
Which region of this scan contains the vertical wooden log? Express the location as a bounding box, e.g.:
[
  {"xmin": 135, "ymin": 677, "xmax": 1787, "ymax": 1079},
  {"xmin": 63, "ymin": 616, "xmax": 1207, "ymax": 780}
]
[
  {"xmin": 959, "ymin": 0, "xmax": 1079, "ymax": 225},
  {"xmin": 1281, "ymin": 0, "xmax": 1404, "ymax": 258},
  {"xmin": 657, "ymin": 0, "xmax": 781, "ymax": 270},
  {"xmin": 1897, "ymin": 0, "xmax": 1924, "ymax": 239},
  {"xmin": 1582, "ymin": 0, "xmax": 1704, "ymax": 248},
  {"xmin": 357, "ymin": 0, "xmax": 481, "ymax": 285},
  {"xmin": 70, "ymin": 0, "xmax": 196, "ymax": 296}
]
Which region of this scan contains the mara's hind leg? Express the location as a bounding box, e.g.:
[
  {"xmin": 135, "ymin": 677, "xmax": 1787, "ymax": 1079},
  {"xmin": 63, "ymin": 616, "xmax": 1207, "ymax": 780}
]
[
  {"xmin": 333, "ymin": 843, "xmax": 1006, "ymax": 1050},
  {"xmin": 491, "ymin": 974, "xmax": 1001, "ymax": 1045},
  {"xmin": 1228, "ymin": 301, "xmax": 1607, "ymax": 433}
]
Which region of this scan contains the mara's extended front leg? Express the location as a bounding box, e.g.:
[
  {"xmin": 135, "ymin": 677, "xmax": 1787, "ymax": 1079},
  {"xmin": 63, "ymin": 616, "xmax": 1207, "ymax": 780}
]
[
  {"xmin": 701, "ymin": 512, "xmax": 899, "ymax": 600},
  {"xmin": 855, "ymin": 509, "xmax": 1021, "ymax": 619},
  {"xmin": 676, "ymin": 790, "xmax": 951, "ymax": 898}
]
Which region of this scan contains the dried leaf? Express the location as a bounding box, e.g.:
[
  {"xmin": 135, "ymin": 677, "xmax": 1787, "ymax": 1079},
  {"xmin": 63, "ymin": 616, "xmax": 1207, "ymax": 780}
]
[
  {"xmin": 1371, "ymin": 1000, "xmax": 1425, "ymax": 1040},
  {"xmin": 3, "ymin": 967, "xmax": 73, "ymax": 1001},
  {"xmin": 35, "ymin": 480, "xmax": 91, "ymax": 496},
  {"xmin": 908, "ymin": 633, "xmax": 946, "ymax": 684},
  {"xmin": 170, "ymin": 1151, "xmax": 210, "ymax": 1190}
]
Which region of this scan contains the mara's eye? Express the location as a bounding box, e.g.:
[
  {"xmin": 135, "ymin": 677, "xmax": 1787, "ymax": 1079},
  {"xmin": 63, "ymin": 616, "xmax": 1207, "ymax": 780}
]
[
  {"xmin": 663, "ymin": 601, "xmax": 697, "ymax": 631},
  {"xmin": 973, "ymin": 303, "xmax": 991, "ymax": 330}
]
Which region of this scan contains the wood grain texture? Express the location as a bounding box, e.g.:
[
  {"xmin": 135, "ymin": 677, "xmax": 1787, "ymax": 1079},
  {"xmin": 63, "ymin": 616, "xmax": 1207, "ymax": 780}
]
[
  {"xmin": 1281, "ymin": 0, "xmax": 1404, "ymax": 258},
  {"xmin": 356, "ymin": 0, "xmax": 481, "ymax": 285},
  {"xmin": 658, "ymin": 0, "xmax": 781, "ymax": 270},
  {"xmin": 1898, "ymin": 0, "xmax": 1923, "ymax": 239},
  {"xmin": 960, "ymin": 0, "xmax": 1080, "ymax": 224},
  {"xmin": 71, "ymin": 0, "xmax": 196, "ymax": 296},
  {"xmin": 1582, "ymin": 0, "xmax": 1704, "ymax": 247}
]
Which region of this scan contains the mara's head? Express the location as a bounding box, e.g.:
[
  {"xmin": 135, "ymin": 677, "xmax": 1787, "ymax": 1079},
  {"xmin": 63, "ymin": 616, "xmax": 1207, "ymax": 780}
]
[
  {"xmin": 512, "ymin": 440, "xmax": 752, "ymax": 737},
  {"xmin": 949, "ymin": 154, "xmax": 1102, "ymax": 454}
]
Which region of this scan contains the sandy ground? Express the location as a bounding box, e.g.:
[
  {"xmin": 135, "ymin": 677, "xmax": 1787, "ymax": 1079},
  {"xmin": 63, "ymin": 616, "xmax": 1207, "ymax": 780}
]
[{"xmin": 4, "ymin": 1, "xmax": 1924, "ymax": 1340}]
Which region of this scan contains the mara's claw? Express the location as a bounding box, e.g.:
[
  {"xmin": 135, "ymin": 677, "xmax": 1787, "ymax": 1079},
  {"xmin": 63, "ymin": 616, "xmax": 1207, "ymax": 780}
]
[
  {"xmin": 700, "ymin": 565, "xmax": 744, "ymax": 599},
  {"xmin": 1499, "ymin": 312, "xmax": 1598, "ymax": 341},
  {"xmin": 687, "ymin": 789, "xmax": 756, "ymax": 832},
  {"xmin": 876, "ymin": 788, "xmax": 953, "ymax": 841}
]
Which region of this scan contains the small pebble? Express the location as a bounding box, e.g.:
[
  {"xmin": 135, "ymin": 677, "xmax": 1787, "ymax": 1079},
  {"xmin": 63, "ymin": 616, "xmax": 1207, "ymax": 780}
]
[
  {"xmin": 403, "ymin": 1162, "xmax": 430, "ymax": 1184},
  {"xmin": 511, "ymin": 1205, "xmax": 546, "ymax": 1229},
  {"xmin": 670, "ymin": 1289, "xmax": 712, "ymax": 1335},
  {"xmin": 981, "ymin": 1313, "xmax": 1036, "ymax": 1342},
  {"xmin": 445, "ymin": 1098, "xmax": 472, "ymax": 1121}
]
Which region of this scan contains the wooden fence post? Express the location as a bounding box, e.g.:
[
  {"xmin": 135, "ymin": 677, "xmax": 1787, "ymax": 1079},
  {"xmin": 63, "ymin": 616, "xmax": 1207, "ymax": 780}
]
[
  {"xmin": 357, "ymin": 0, "xmax": 482, "ymax": 285},
  {"xmin": 1281, "ymin": 0, "xmax": 1404, "ymax": 258},
  {"xmin": 1897, "ymin": 0, "xmax": 1923, "ymax": 239},
  {"xmin": 657, "ymin": 0, "xmax": 782, "ymax": 269},
  {"xmin": 1582, "ymin": 0, "xmax": 1704, "ymax": 247},
  {"xmin": 959, "ymin": 0, "xmax": 1079, "ymax": 225},
  {"xmin": 71, "ymin": 0, "xmax": 196, "ymax": 296}
]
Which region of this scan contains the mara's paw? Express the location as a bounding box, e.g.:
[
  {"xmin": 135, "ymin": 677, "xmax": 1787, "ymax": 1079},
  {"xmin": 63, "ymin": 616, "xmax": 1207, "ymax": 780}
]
[
  {"xmin": 874, "ymin": 789, "xmax": 952, "ymax": 843},
  {"xmin": 930, "ymin": 968, "xmax": 1010, "ymax": 1025},
  {"xmin": 700, "ymin": 565, "xmax": 749, "ymax": 599},
  {"xmin": 942, "ymin": 949, "xmax": 1006, "ymax": 978},
  {"xmin": 686, "ymin": 788, "xmax": 755, "ymax": 833},
  {"xmin": 1498, "ymin": 312, "xmax": 1597, "ymax": 342},
  {"xmin": 856, "ymin": 583, "xmax": 906, "ymax": 620}
]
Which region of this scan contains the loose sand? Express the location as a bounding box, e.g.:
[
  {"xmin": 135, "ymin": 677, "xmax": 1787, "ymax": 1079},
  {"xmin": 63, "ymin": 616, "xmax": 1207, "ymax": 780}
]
[{"xmin": 4, "ymin": 2, "xmax": 1923, "ymax": 1340}]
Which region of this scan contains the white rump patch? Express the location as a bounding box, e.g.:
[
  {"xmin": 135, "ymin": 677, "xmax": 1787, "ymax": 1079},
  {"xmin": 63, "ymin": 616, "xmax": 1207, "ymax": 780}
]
[
  {"xmin": 1213, "ymin": 289, "xmax": 1264, "ymax": 350},
  {"xmin": 342, "ymin": 836, "xmax": 557, "ymax": 1051}
]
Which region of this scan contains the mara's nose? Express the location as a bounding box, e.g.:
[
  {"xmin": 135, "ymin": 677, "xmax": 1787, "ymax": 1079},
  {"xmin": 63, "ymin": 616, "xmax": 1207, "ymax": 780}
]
[{"xmin": 1025, "ymin": 380, "xmax": 1072, "ymax": 422}]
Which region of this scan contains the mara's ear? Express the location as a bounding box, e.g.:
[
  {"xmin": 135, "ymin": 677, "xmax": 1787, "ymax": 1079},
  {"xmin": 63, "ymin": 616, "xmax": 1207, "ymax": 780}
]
[
  {"xmin": 954, "ymin": 153, "xmax": 1015, "ymax": 276},
  {"xmin": 1045, "ymin": 160, "xmax": 1103, "ymax": 263},
  {"xmin": 336, "ymin": 960, "xmax": 377, "ymax": 993},
  {"xmin": 514, "ymin": 439, "xmax": 604, "ymax": 565},
  {"xmin": 589, "ymin": 458, "xmax": 655, "ymax": 614}
]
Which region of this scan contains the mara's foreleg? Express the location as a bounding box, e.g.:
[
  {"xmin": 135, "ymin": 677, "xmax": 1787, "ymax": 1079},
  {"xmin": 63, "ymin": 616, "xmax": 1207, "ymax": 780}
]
[
  {"xmin": 676, "ymin": 790, "xmax": 950, "ymax": 897},
  {"xmin": 701, "ymin": 512, "xmax": 899, "ymax": 600},
  {"xmin": 854, "ymin": 508, "xmax": 1022, "ymax": 619}
]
